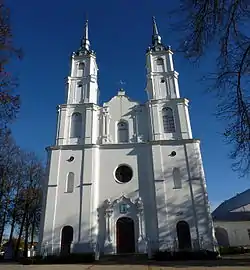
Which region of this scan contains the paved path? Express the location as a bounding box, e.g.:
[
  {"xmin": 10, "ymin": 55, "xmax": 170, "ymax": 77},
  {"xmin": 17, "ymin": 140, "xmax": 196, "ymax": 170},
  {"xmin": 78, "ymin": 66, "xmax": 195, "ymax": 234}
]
[
  {"xmin": 0, "ymin": 263, "xmax": 249, "ymax": 270},
  {"xmin": 1, "ymin": 255, "xmax": 250, "ymax": 270}
]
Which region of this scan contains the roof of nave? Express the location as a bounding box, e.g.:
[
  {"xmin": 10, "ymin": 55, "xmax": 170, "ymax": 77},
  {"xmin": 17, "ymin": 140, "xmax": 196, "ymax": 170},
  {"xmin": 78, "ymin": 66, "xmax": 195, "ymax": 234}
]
[{"xmin": 212, "ymin": 188, "xmax": 250, "ymax": 222}]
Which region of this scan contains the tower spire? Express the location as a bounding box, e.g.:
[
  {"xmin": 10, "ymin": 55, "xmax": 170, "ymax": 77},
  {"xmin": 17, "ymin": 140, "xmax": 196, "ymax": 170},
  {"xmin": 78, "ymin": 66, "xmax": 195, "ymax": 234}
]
[
  {"xmin": 81, "ymin": 19, "xmax": 90, "ymax": 51},
  {"xmin": 152, "ymin": 16, "xmax": 162, "ymax": 46},
  {"xmin": 76, "ymin": 18, "xmax": 92, "ymax": 56}
]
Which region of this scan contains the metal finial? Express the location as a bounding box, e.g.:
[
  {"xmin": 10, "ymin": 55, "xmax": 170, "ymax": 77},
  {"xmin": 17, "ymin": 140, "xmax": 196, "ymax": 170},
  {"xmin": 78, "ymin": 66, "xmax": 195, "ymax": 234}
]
[
  {"xmin": 152, "ymin": 16, "xmax": 161, "ymax": 46},
  {"xmin": 152, "ymin": 16, "xmax": 159, "ymax": 36}
]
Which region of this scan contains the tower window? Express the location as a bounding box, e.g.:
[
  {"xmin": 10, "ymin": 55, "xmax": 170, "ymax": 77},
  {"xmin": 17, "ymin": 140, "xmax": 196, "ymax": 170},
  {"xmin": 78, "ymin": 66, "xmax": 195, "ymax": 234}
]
[
  {"xmin": 70, "ymin": 112, "xmax": 82, "ymax": 138},
  {"xmin": 78, "ymin": 83, "xmax": 82, "ymax": 87},
  {"xmin": 173, "ymin": 167, "xmax": 182, "ymax": 189},
  {"xmin": 157, "ymin": 58, "xmax": 164, "ymax": 65},
  {"xmin": 66, "ymin": 172, "xmax": 74, "ymax": 193},
  {"xmin": 77, "ymin": 62, "xmax": 85, "ymax": 77},
  {"xmin": 79, "ymin": 62, "xmax": 85, "ymax": 70},
  {"xmin": 156, "ymin": 58, "xmax": 164, "ymax": 72},
  {"xmin": 162, "ymin": 107, "xmax": 175, "ymax": 133},
  {"xmin": 161, "ymin": 78, "xmax": 165, "ymax": 83},
  {"xmin": 117, "ymin": 120, "xmax": 129, "ymax": 143}
]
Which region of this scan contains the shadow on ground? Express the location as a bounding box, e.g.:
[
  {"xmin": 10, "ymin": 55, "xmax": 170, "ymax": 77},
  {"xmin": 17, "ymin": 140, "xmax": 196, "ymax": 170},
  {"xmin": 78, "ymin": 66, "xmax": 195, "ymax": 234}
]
[{"xmin": 95, "ymin": 254, "xmax": 250, "ymax": 268}]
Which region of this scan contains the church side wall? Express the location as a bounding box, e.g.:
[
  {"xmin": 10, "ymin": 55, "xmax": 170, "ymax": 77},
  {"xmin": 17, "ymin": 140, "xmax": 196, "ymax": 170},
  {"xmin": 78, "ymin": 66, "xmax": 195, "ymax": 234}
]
[
  {"xmin": 152, "ymin": 144, "xmax": 196, "ymax": 249},
  {"xmin": 40, "ymin": 150, "xmax": 60, "ymax": 253},
  {"xmin": 52, "ymin": 149, "xmax": 83, "ymax": 253},
  {"xmin": 214, "ymin": 221, "xmax": 250, "ymax": 247},
  {"xmin": 151, "ymin": 142, "xmax": 214, "ymax": 250},
  {"xmin": 185, "ymin": 142, "xmax": 215, "ymax": 250}
]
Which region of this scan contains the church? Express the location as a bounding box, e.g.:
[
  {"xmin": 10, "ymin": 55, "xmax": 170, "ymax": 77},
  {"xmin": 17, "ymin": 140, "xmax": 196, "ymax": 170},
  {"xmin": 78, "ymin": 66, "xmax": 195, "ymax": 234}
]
[{"xmin": 39, "ymin": 17, "xmax": 216, "ymax": 256}]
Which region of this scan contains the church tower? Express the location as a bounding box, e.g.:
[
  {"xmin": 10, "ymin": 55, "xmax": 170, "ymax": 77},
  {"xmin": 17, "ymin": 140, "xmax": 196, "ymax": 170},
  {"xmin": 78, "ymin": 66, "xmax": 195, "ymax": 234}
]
[
  {"xmin": 39, "ymin": 17, "xmax": 216, "ymax": 257},
  {"xmin": 66, "ymin": 19, "xmax": 99, "ymax": 105},
  {"xmin": 56, "ymin": 20, "xmax": 100, "ymax": 146},
  {"xmin": 146, "ymin": 17, "xmax": 192, "ymax": 141}
]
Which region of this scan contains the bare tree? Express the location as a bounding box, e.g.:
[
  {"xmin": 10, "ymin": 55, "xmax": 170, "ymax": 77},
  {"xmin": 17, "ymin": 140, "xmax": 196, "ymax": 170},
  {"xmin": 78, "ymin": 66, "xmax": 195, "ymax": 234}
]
[
  {"xmin": 0, "ymin": 129, "xmax": 20, "ymax": 244},
  {"xmin": 14, "ymin": 151, "xmax": 44, "ymax": 258},
  {"xmin": 0, "ymin": 1, "xmax": 22, "ymax": 126},
  {"xmin": 170, "ymin": 0, "xmax": 250, "ymax": 176}
]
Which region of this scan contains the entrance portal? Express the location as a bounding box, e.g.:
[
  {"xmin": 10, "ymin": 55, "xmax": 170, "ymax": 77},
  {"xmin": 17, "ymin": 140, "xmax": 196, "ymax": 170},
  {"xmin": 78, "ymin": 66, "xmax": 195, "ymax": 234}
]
[
  {"xmin": 61, "ymin": 226, "xmax": 73, "ymax": 255},
  {"xmin": 176, "ymin": 220, "xmax": 192, "ymax": 250},
  {"xmin": 116, "ymin": 217, "xmax": 135, "ymax": 253}
]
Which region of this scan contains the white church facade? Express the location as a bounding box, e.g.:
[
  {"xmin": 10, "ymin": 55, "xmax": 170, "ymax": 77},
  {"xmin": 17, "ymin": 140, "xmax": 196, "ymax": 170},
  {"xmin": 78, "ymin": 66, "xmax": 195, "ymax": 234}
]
[{"xmin": 39, "ymin": 17, "xmax": 216, "ymax": 255}]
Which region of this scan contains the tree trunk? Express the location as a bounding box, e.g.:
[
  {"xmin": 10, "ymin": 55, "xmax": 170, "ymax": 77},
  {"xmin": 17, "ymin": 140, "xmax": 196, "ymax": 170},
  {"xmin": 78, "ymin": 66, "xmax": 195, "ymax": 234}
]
[
  {"xmin": 0, "ymin": 211, "xmax": 7, "ymax": 244},
  {"xmin": 9, "ymin": 215, "xmax": 16, "ymax": 242},
  {"xmin": 15, "ymin": 211, "xmax": 26, "ymax": 258},
  {"xmin": 23, "ymin": 216, "xmax": 29, "ymax": 258},
  {"xmin": 31, "ymin": 217, "xmax": 35, "ymax": 247}
]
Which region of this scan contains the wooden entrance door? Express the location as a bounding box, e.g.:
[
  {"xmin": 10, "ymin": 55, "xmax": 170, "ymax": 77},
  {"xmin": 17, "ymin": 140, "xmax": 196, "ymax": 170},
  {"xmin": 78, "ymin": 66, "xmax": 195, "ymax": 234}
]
[{"xmin": 116, "ymin": 217, "xmax": 135, "ymax": 253}]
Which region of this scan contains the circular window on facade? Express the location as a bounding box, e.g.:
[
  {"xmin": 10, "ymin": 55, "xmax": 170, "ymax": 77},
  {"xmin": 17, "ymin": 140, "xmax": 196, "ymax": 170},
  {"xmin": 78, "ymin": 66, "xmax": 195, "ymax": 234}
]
[{"xmin": 115, "ymin": 165, "xmax": 133, "ymax": 183}]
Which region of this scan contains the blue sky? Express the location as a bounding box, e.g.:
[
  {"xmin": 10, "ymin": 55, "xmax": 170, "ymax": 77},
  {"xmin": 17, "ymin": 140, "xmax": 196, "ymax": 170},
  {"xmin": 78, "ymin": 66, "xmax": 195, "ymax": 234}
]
[{"xmin": 7, "ymin": 0, "xmax": 249, "ymax": 210}]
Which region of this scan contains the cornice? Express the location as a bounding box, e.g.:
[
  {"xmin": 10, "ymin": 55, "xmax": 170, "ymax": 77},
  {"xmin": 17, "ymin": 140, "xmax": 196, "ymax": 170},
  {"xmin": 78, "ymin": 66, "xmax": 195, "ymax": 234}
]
[
  {"xmin": 46, "ymin": 138, "xmax": 200, "ymax": 152},
  {"xmin": 58, "ymin": 103, "xmax": 100, "ymax": 110},
  {"xmin": 147, "ymin": 98, "xmax": 189, "ymax": 105}
]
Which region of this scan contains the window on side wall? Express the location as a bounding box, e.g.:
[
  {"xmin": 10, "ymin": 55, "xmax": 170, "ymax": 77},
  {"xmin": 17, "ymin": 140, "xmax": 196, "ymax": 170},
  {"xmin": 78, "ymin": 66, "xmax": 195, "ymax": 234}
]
[
  {"xmin": 66, "ymin": 172, "xmax": 74, "ymax": 193},
  {"xmin": 70, "ymin": 112, "xmax": 82, "ymax": 138},
  {"xmin": 162, "ymin": 107, "xmax": 175, "ymax": 133},
  {"xmin": 173, "ymin": 167, "xmax": 182, "ymax": 189},
  {"xmin": 117, "ymin": 120, "xmax": 129, "ymax": 143}
]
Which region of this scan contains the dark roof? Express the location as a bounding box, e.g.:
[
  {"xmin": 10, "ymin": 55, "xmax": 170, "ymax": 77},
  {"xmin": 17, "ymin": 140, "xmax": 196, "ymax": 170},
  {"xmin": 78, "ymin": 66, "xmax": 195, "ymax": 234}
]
[{"xmin": 212, "ymin": 189, "xmax": 250, "ymax": 222}]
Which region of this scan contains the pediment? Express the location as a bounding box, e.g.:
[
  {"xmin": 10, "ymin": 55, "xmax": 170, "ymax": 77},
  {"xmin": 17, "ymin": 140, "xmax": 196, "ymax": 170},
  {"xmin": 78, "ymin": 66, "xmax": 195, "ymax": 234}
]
[{"xmin": 103, "ymin": 91, "xmax": 139, "ymax": 107}]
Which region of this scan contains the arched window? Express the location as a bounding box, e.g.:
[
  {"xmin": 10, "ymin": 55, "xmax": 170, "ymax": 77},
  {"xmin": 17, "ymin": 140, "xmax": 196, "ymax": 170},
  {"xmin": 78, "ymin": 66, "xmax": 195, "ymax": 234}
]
[
  {"xmin": 215, "ymin": 227, "xmax": 230, "ymax": 247},
  {"xmin": 66, "ymin": 172, "xmax": 74, "ymax": 193},
  {"xmin": 70, "ymin": 112, "xmax": 82, "ymax": 138},
  {"xmin": 117, "ymin": 120, "xmax": 129, "ymax": 143},
  {"xmin": 173, "ymin": 167, "xmax": 182, "ymax": 189},
  {"xmin": 156, "ymin": 58, "xmax": 164, "ymax": 72},
  {"xmin": 78, "ymin": 62, "xmax": 85, "ymax": 77},
  {"xmin": 79, "ymin": 62, "xmax": 85, "ymax": 70},
  {"xmin": 162, "ymin": 107, "xmax": 175, "ymax": 133}
]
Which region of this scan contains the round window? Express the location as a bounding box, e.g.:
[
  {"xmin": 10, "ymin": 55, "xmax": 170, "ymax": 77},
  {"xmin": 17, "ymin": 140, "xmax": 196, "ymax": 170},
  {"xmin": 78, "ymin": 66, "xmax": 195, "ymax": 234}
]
[{"xmin": 115, "ymin": 165, "xmax": 133, "ymax": 183}]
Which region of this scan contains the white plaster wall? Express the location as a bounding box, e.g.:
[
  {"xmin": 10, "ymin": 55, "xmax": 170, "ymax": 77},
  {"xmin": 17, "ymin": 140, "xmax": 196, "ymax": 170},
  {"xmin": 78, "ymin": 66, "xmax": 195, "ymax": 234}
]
[
  {"xmin": 147, "ymin": 99, "xmax": 192, "ymax": 141},
  {"xmin": 145, "ymin": 50, "xmax": 180, "ymax": 100},
  {"xmin": 98, "ymin": 144, "xmax": 158, "ymax": 251},
  {"xmin": 67, "ymin": 54, "xmax": 98, "ymax": 105},
  {"xmin": 214, "ymin": 221, "xmax": 250, "ymax": 247},
  {"xmin": 151, "ymin": 142, "xmax": 214, "ymax": 250},
  {"xmin": 41, "ymin": 148, "xmax": 97, "ymax": 253}
]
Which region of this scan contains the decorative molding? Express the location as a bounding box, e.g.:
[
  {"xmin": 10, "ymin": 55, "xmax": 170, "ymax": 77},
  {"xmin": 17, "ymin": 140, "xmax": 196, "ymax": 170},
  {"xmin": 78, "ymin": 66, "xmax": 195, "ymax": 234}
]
[
  {"xmin": 147, "ymin": 97, "xmax": 189, "ymax": 105},
  {"xmin": 46, "ymin": 138, "xmax": 201, "ymax": 152}
]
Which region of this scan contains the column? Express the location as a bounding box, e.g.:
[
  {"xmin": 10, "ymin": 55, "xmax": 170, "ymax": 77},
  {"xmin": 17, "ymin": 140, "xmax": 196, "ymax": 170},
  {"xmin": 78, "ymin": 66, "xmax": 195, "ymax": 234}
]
[
  {"xmin": 104, "ymin": 204, "xmax": 113, "ymax": 254},
  {"xmin": 102, "ymin": 107, "xmax": 110, "ymax": 143},
  {"xmin": 137, "ymin": 198, "xmax": 146, "ymax": 253}
]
